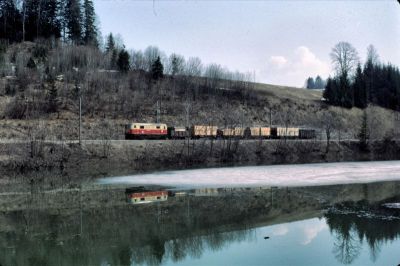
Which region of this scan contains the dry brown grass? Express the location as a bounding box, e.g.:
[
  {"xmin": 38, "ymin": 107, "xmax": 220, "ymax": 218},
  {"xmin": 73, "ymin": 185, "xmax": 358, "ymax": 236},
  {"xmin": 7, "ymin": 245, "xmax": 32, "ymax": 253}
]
[{"xmin": 0, "ymin": 77, "xmax": 398, "ymax": 142}]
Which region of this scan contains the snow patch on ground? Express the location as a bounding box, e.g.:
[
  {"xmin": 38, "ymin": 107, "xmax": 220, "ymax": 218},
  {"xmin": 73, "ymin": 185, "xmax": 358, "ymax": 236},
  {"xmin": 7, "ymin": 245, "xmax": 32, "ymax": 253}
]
[
  {"xmin": 382, "ymin": 203, "xmax": 400, "ymax": 209},
  {"xmin": 97, "ymin": 161, "xmax": 400, "ymax": 189}
]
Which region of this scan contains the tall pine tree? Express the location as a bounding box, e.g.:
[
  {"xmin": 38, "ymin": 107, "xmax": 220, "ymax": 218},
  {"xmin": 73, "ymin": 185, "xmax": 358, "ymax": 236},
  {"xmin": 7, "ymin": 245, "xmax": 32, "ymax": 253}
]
[
  {"xmin": 314, "ymin": 76, "xmax": 325, "ymax": 89},
  {"xmin": 305, "ymin": 77, "xmax": 315, "ymax": 89},
  {"xmin": 24, "ymin": 0, "xmax": 61, "ymax": 41},
  {"xmin": 323, "ymin": 77, "xmax": 338, "ymax": 104},
  {"xmin": 65, "ymin": 0, "xmax": 82, "ymax": 44},
  {"xmin": 151, "ymin": 56, "xmax": 164, "ymax": 80},
  {"xmin": 353, "ymin": 64, "xmax": 367, "ymax": 108},
  {"xmin": 117, "ymin": 49, "xmax": 130, "ymax": 72},
  {"xmin": 0, "ymin": 0, "xmax": 22, "ymax": 43},
  {"xmin": 105, "ymin": 33, "xmax": 115, "ymax": 52},
  {"xmin": 358, "ymin": 110, "xmax": 369, "ymax": 151},
  {"xmin": 82, "ymin": 0, "xmax": 97, "ymax": 46},
  {"xmin": 40, "ymin": 0, "xmax": 61, "ymax": 39}
]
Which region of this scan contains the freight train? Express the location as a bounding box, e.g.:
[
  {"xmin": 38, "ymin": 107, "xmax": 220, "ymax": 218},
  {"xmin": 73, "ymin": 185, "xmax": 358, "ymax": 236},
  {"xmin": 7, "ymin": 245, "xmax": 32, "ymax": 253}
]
[{"xmin": 125, "ymin": 123, "xmax": 316, "ymax": 140}]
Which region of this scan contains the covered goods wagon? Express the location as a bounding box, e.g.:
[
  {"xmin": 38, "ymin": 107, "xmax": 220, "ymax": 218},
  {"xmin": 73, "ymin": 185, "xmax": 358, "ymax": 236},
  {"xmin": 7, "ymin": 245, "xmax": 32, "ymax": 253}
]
[
  {"xmin": 222, "ymin": 127, "xmax": 245, "ymax": 138},
  {"xmin": 248, "ymin": 127, "xmax": 271, "ymax": 138},
  {"xmin": 275, "ymin": 127, "xmax": 300, "ymax": 138}
]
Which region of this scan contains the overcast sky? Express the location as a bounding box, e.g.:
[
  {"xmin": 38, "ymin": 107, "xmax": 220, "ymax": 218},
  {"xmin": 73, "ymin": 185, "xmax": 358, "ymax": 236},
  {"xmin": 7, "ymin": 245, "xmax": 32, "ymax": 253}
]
[{"xmin": 94, "ymin": 0, "xmax": 400, "ymax": 87}]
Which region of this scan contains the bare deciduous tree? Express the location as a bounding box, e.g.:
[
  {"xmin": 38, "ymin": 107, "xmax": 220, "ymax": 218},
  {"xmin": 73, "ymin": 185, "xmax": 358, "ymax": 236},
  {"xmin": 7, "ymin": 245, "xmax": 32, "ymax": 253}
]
[
  {"xmin": 320, "ymin": 111, "xmax": 338, "ymax": 153},
  {"xmin": 166, "ymin": 53, "xmax": 185, "ymax": 76},
  {"xmin": 184, "ymin": 57, "xmax": 203, "ymax": 77},
  {"xmin": 330, "ymin": 42, "xmax": 359, "ymax": 77},
  {"xmin": 366, "ymin": 44, "xmax": 379, "ymax": 65}
]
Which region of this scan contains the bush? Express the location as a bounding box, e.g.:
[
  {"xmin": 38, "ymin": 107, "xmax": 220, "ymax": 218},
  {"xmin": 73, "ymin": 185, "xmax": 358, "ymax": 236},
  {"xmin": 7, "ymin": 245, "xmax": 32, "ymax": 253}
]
[
  {"xmin": 33, "ymin": 44, "xmax": 48, "ymax": 61},
  {"xmin": 5, "ymin": 96, "xmax": 27, "ymax": 119},
  {"xmin": 5, "ymin": 83, "xmax": 16, "ymax": 96},
  {"xmin": 26, "ymin": 57, "xmax": 36, "ymax": 69}
]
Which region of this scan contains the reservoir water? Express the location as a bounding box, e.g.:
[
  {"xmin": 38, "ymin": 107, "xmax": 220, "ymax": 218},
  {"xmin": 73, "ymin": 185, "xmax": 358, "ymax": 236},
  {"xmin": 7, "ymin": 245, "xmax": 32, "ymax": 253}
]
[{"xmin": 1, "ymin": 163, "xmax": 400, "ymax": 265}]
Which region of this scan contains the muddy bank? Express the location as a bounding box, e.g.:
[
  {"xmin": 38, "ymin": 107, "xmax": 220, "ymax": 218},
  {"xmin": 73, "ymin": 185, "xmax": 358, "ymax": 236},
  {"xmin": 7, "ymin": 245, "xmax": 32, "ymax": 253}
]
[{"xmin": 0, "ymin": 139, "xmax": 399, "ymax": 189}]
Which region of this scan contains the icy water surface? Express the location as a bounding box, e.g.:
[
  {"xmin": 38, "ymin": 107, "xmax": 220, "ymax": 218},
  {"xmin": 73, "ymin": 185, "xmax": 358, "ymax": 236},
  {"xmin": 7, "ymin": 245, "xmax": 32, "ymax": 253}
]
[{"xmin": 98, "ymin": 161, "xmax": 400, "ymax": 188}]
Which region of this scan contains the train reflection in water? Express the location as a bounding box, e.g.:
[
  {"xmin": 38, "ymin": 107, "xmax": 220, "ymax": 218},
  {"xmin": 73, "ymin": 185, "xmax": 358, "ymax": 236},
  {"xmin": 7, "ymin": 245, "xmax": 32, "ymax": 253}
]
[
  {"xmin": 125, "ymin": 186, "xmax": 168, "ymax": 204},
  {"xmin": 2, "ymin": 182, "xmax": 400, "ymax": 265},
  {"xmin": 125, "ymin": 186, "xmax": 274, "ymax": 204}
]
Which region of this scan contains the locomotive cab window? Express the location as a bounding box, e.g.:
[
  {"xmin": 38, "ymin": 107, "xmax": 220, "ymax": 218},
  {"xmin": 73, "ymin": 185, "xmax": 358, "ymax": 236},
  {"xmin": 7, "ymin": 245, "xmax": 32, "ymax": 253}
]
[
  {"xmin": 140, "ymin": 126, "xmax": 144, "ymax": 129},
  {"xmin": 156, "ymin": 126, "xmax": 160, "ymax": 129}
]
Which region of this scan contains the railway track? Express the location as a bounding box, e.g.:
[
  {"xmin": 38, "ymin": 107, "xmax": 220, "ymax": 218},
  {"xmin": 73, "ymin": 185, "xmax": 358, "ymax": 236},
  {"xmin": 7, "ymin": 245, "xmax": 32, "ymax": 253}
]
[{"xmin": 0, "ymin": 138, "xmax": 360, "ymax": 144}]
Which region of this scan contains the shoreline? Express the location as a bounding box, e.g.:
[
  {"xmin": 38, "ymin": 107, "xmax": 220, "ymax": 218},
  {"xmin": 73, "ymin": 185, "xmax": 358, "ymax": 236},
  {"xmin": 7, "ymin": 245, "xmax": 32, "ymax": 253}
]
[{"xmin": 0, "ymin": 139, "xmax": 399, "ymax": 191}]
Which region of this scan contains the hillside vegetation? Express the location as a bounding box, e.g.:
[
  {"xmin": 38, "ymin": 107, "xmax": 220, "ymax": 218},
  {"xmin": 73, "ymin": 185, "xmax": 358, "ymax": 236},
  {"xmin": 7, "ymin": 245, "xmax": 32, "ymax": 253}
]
[{"xmin": 0, "ymin": 42, "xmax": 398, "ymax": 142}]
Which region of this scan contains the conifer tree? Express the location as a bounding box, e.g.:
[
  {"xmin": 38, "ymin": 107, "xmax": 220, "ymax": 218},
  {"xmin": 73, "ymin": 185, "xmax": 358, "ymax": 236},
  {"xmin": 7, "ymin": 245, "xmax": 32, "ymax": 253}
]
[
  {"xmin": 358, "ymin": 110, "xmax": 369, "ymax": 151},
  {"xmin": 110, "ymin": 49, "xmax": 118, "ymax": 69},
  {"xmin": 151, "ymin": 56, "xmax": 164, "ymax": 80},
  {"xmin": 24, "ymin": 0, "xmax": 39, "ymax": 41},
  {"xmin": 40, "ymin": 0, "xmax": 61, "ymax": 39},
  {"xmin": 65, "ymin": 0, "xmax": 82, "ymax": 44},
  {"xmin": 314, "ymin": 76, "xmax": 324, "ymax": 89},
  {"xmin": 23, "ymin": 0, "xmax": 60, "ymax": 41},
  {"xmin": 82, "ymin": 0, "xmax": 97, "ymax": 46},
  {"xmin": 47, "ymin": 81, "xmax": 59, "ymax": 113},
  {"xmin": 323, "ymin": 77, "xmax": 335, "ymax": 104},
  {"xmin": 105, "ymin": 33, "xmax": 115, "ymax": 52},
  {"xmin": 117, "ymin": 49, "xmax": 130, "ymax": 72},
  {"xmin": 305, "ymin": 77, "xmax": 315, "ymax": 89},
  {"xmin": 58, "ymin": 0, "xmax": 68, "ymax": 41},
  {"xmin": 0, "ymin": 0, "xmax": 22, "ymax": 43},
  {"xmin": 353, "ymin": 64, "xmax": 366, "ymax": 108}
]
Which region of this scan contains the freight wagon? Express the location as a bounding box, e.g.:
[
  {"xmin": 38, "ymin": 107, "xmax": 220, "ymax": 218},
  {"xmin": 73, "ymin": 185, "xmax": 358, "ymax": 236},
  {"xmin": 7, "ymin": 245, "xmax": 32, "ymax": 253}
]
[
  {"xmin": 274, "ymin": 127, "xmax": 300, "ymax": 138},
  {"xmin": 247, "ymin": 127, "xmax": 271, "ymax": 138},
  {"xmin": 299, "ymin": 128, "xmax": 316, "ymax": 139},
  {"xmin": 221, "ymin": 127, "xmax": 245, "ymax": 138},
  {"xmin": 168, "ymin": 126, "xmax": 188, "ymax": 139},
  {"xmin": 190, "ymin": 125, "xmax": 218, "ymax": 138}
]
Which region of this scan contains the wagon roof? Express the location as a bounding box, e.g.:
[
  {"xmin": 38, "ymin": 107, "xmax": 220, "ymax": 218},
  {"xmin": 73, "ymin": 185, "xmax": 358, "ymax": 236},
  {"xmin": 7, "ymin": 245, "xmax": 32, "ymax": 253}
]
[
  {"xmin": 128, "ymin": 191, "xmax": 168, "ymax": 197},
  {"xmin": 129, "ymin": 122, "xmax": 167, "ymax": 126}
]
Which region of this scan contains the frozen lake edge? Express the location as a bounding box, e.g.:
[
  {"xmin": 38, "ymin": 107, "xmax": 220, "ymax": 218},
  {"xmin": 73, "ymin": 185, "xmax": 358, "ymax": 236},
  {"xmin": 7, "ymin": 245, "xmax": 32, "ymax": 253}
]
[{"xmin": 98, "ymin": 160, "xmax": 400, "ymax": 189}]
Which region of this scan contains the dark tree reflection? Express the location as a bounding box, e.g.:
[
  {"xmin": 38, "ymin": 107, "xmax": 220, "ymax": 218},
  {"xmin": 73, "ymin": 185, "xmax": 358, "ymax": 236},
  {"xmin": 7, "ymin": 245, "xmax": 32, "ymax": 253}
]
[
  {"xmin": 326, "ymin": 213, "xmax": 361, "ymax": 264},
  {"xmin": 325, "ymin": 211, "xmax": 400, "ymax": 265},
  {"xmin": 332, "ymin": 227, "xmax": 361, "ymax": 264}
]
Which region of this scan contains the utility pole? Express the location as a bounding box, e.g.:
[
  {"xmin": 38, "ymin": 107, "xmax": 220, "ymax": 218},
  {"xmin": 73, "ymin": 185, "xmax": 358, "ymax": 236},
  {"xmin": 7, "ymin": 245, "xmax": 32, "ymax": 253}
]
[
  {"xmin": 75, "ymin": 83, "xmax": 82, "ymax": 145},
  {"xmin": 156, "ymin": 100, "xmax": 160, "ymax": 123},
  {"xmin": 268, "ymin": 107, "xmax": 272, "ymax": 127},
  {"xmin": 184, "ymin": 101, "xmax": 191, "ymax": 157},
  {"xmin": 74, "ymin": 67, "xmax": 82, "ymax": 145},
  {"xmin": 79, "ymin": 96, "xmax": 82, "ymax": 145},
  {"xmin": 80, "ymin": 184, "xmax": 83, "ymax": 235}
]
